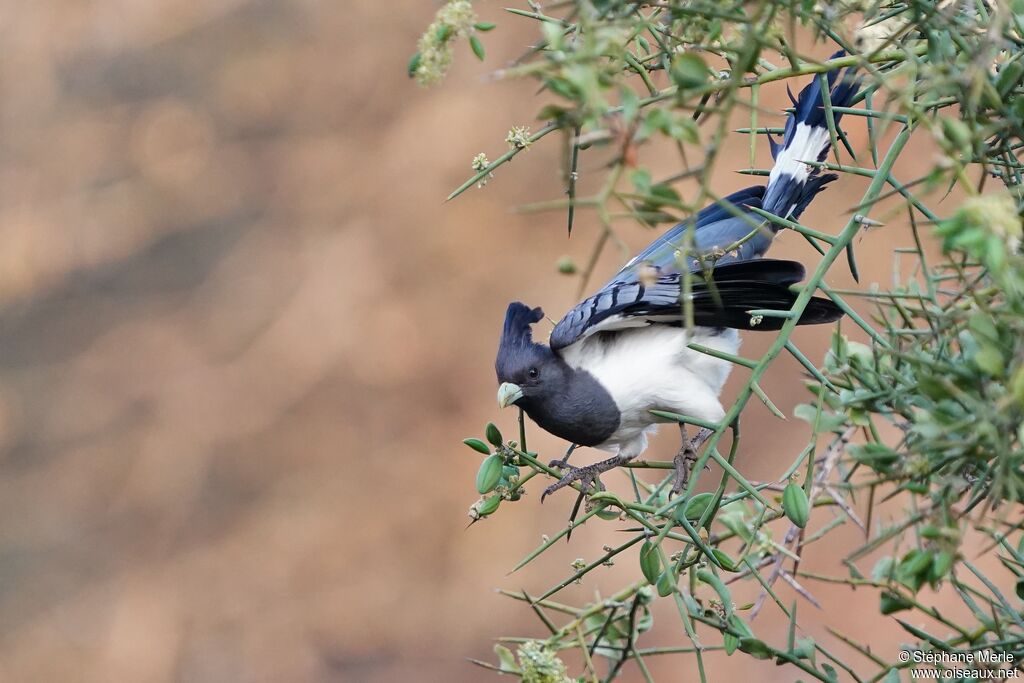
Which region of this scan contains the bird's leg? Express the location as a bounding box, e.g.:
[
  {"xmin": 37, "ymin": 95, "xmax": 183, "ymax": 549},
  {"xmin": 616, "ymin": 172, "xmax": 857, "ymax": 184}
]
[
  {"xmin": 548, "ymin": 443, "xmax": 578, "ymax": 470},
  {"xmin": 542, "ymin": 454, "xmax": 631, "ymax": 502},
  {"xmin": 672, "ymin": 426, "xmax": 714, "ymax": 495},
  {"xmin": 550, "ymin": 446, "xmax": 585, "ymax": 540}
]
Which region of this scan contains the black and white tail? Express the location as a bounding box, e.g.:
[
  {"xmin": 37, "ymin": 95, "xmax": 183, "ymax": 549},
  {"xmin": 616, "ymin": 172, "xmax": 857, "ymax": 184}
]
[{"xmin": 762, "ymin": 51, "xmax": 859, "ymax": 221}]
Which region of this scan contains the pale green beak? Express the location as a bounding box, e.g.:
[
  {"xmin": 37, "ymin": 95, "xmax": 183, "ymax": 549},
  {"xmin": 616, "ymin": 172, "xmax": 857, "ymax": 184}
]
[{"xmin": 497, "ymin": 382, "xmax": 524, "ymax": 409}]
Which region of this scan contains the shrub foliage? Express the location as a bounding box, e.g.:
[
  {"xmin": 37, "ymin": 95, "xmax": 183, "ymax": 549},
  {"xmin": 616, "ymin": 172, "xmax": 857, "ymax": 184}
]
[{"xmin": 417, "ymin": 1, "xmax": 1024, "ymax": 680}]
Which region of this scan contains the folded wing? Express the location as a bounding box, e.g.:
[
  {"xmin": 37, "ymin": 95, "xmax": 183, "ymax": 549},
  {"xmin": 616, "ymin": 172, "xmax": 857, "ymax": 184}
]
[{"xmin": 549, "ymin": 259, "xmax": 841, "ymax": 351}]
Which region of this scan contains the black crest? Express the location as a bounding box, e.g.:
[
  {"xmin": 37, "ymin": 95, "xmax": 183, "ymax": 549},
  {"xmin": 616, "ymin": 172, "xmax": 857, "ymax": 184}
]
[
  {"xmin": 500, "ymin": 302, "xmax": 544, "ymax": 349},
  {"xmin": 496, "ymin": 302, "xmax": 548, "ymax": 381}
]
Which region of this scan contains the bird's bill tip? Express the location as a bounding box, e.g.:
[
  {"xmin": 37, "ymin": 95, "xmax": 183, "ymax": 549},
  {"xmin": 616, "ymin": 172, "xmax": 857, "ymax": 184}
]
[{"xmin": 497, "ymin": 382, "xmax": 524, "ymax": 409}]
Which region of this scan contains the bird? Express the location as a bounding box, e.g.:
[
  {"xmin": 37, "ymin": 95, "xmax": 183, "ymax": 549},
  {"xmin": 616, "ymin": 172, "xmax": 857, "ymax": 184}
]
[{"xmin": 495, "ymin": 55, "xmax": 858, "ymax": 500}]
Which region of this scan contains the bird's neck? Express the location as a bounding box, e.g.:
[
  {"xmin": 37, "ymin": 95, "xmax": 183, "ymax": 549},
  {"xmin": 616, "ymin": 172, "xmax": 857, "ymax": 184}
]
[{"xmin": 522, "ymin": 358, "xmax": 620, "ymax": 448}]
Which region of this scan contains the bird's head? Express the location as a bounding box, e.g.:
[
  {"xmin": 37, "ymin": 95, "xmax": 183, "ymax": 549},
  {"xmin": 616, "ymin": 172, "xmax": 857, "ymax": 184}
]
[{"xmin": 495, "ymin": 302, "xmax": 560, "ymax": 409}]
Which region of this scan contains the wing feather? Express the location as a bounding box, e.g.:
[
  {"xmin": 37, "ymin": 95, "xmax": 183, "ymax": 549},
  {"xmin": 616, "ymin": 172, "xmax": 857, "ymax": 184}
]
[{"xmin": 550, "ymin": 259, "xmax": 839, "ymax": 350}]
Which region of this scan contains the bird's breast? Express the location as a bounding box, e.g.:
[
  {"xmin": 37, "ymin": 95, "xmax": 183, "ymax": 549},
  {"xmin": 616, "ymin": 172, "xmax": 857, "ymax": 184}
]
[{"xmin": 559, "ymin": 325, "xmax": 737, "ymax": 426}]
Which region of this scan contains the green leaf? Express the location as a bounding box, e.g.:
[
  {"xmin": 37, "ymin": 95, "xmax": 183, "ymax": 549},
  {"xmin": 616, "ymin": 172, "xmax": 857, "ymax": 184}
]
[
  {"xmin": 723, "ymin": 614, "xmax": 752, "ymax": 655},
  {"xmin": 872, "ymin": 556, "xmax": 895, "ymax": 582},
  {"xmin": 782, "ymin": 482, "xmax": 810, "ymax": 528},
  {"xmin": 655, "ymin": 570, "xmax": 676, "ymax": 597},
  {"xmin": 899, "ymin": 549, "xmax": 933, "ymax": 579},
  {"xmin": 639, "ymin": 109, "xmax": 699, "ymax": 144},
  {"xmin": 998, "ymin": 59, "xmax": 1024, "ymax": 96},
  {"xmin": 620, "ymin": 85, "xmax": 640, "ymax": 123},
  {"xmin": 469, "ymin": 35, "xmax": 486, "ymax": 61},
  {"xmin": 731, "ymin": 613, "xmax": 754, "ymax": 637},
  {"xmin": 676, "ymin": 492, "xmax": 715, "ymax": 522},
  {"xmin": 630, "ymin": 168, "xmax": 652, "ymax": 195},
  {"xmin": 640, "ymin": 541, "xmax": 662, "ymax": 585},
  {"xmin": 668, "ymin": 117, "xmax": 700, "ymax": 143},
  {"xmin": 717, "ymin": 510, "xmax": 753, "ymax": 542},
  {"xmin": 901, "ymin": 481, "xmax": 929, "ymax": 495},
  {"xmin": 737, "ymin": 637, "xmax": 773, "ymax": 659},
  {"xmin": 474, "ymin": 21, "xmax": 497, "ymax": 31},
  {"xmin": 463, "ymin": 438, "xmax": 491, "ymax": 455},
  {"xmin": 1010, "ymin": 366, "xmax": 1024, "ymax": 405},
  {"xmin": 493, "ymin": 644, "xmax": 520, "ymax": 673},
  {"xmin": 476, "ymin": 454, "xmax": 503, "ymax": 494},
  {"xmin": 544, "ymin": 76, "xmax": 577, "ymax": 101},
  {"xmin": 793, "ymin": 636, "xmax": 815, "ymax": 660},
  {"xmin": 723, "ymin": 630, "xmax": 739, "ymax": 656},
  {"xmin": 939, "ymin": 116, "xmax": 972, "ymax": 154},
  {"xmin": 929, "ymin": 551, "xmax": 954, "ymax": 586},
  {"xmin": 880, "ymin": 590, "xmax": 913, "ymax": 615},
  {"xmin": 849, "ymin": 443, "xmax": 900, "ymax": 471},
  {"xmin": 407, "ymin": 52, "xmax": 421, "ymax": 79},
  {"xmin": 536, "ymin": 104, "xmax": 569, "ymax": 122},
  {"xmin": 712, "ymin": 549, "xmax": 739, "ymax": 572},
  {"xmin": 670, "ymin": 53, "xmax": 710, "ymax": 90},
  {"xmin": 895, "ymin": 549, "xmax": 931, "ymax": 592},
  {"xmin": 968, "ymin": 311, "xmax": 1001, "ymax": 342},
  {"xmin": 485, "ymin": 423, "xmax": 503, "ymax": 447},
  {"xmin": 793, "ymin": 404, "xmax": 846, "ymax": 433},
  {"xmin": 974, "ymin": 344, "xmax": 1005, "ymax": 377},
  {"xmin": 696, "ymin": 569, "xmax": 733, "ymax": 619}
]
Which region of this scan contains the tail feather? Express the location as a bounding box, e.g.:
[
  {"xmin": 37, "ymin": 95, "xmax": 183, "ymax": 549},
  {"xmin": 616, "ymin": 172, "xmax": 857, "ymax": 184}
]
[
  {"xmin": 690, "ymin": 259, "xmax": 843, "ymax": 330},
  {"xmin": 763, "ymin": 50, "xmax": 859, "ymax": 219}
]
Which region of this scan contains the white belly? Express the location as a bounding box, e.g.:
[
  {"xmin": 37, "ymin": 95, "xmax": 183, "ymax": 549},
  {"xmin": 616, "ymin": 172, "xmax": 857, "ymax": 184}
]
[{"xmin": 558, "ymin": 326, "xmax": 738, "ymax": 457}]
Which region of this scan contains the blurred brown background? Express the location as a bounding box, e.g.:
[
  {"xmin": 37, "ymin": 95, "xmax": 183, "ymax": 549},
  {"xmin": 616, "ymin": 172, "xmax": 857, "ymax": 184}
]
[{"xmin": 0, "ymin": 2, "xmax": 982, "ymax": 682}]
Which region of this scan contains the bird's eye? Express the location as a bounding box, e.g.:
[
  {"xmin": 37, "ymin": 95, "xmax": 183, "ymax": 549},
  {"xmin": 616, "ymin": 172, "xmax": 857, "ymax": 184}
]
[{"xmin": 528, "ymin": 368, "xmax": 539, "ymax": 379}]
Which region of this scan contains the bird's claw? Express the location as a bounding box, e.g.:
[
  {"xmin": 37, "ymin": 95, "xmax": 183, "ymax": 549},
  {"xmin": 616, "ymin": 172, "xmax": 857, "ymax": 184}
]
[
  {"xmin": 671, "ymin": 444, "xmax": 701, "ymax": 496},
  {"xmin": 541, "ymin": 465, "xmax": 605, "ymax": 502},
  {"xmin": 671, "ymin": 427, "xmax": 714, "ymax": 495},
  {"xmin": 548, "ymin": 458, "xmax": 571, "ymax": 469}
]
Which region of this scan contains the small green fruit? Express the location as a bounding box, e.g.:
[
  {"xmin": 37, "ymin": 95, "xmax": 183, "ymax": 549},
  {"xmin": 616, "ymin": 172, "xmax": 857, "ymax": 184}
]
[
  {"xmin": 477, "ymin": 494, "xmax": 501, "ymax": 516},
  {"xmin": 782, "ymin": 482, "xmax": 810, "ymax": 528},
  {"xmin": 556, "ymin": 256, "xmax": 577, "ymax": 275},
  {"xmin": 476, "ymin": 455, "xmax": 503, "ymax": 494}
]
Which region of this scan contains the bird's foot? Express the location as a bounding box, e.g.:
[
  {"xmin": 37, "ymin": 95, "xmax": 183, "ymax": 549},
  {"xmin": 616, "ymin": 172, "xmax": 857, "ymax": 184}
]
[
  {"xmin": 671, "ymin": 446, "xmax": 699, "ymax": 496},
  {"xmin": 542, "ymin": 455, "xmax": 627, "ymax": 502},
  {"xmin": 671, "ymin": 427, "xmax": 714, "ymax": 496},
  {"xmin": 548, "ymin": 444, "xmax": 578, "ymax": 470},
  {"xmin": 542, "ymin": 465, "xmax": 605, "ymax": 502}
]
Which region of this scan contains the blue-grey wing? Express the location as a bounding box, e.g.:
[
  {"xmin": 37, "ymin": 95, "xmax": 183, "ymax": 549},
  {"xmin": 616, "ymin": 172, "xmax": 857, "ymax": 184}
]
[
  {"xmin": 549, "ymin": 259, "xmax": 839, "ymax": 350},
  {"xmin": 551, "ymin": 186, "xmax": 774, "ymax": 349},
  {"xmin": 618, "ymin": 185, "xmax": 771, "ymax": 276}
]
